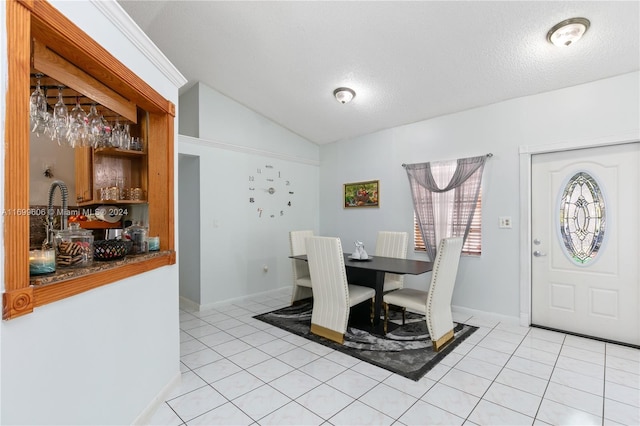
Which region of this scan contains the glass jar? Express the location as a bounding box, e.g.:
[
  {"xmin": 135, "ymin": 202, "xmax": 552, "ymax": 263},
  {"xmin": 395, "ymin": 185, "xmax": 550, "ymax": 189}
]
[
  {"xmin": 123, "ymin": 222, "xmax": 148, "ymax": 254},
  {"xmin": 54, "ymin": 223, "xmax": 94, "ymax": 268}
]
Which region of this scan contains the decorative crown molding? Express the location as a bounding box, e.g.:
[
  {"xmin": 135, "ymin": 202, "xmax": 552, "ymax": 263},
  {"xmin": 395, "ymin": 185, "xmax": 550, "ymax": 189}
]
[
  {"xmin": 89, "ymin": 0, "xmax": 187, "ymax": 89},
  {"xmin": 179, "ymin": 135, "xmax": 321, "ymax": 167}
]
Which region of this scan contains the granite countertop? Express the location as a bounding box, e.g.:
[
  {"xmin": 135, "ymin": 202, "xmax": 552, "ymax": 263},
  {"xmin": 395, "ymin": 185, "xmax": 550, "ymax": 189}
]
[{"xmin": 30, "ymin": 250, "xmax": 171, "ymax": 287}]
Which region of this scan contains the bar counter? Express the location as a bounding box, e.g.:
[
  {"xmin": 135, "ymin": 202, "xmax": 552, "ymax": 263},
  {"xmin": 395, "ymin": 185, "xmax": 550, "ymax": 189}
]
[{"xmin": 30, "ymin": 250, "xmax": 172, "ymax": 287}]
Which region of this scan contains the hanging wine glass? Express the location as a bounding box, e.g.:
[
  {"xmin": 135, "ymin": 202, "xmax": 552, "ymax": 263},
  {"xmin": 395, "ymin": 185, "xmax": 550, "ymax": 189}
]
[
  {"xmin": 29, "ymin": 73, "xmax": 49, "ymax": 136},
  {"xmin": 52, "ymin": 85, "xmax": 69, "ymax": 146},
  {"xmin": 68, "ymin": 97, "xmax": 89, "ymax": 147},
  {"xmin": 86, "ymin": 103, "xmax": 101, "ymax": 147},
  {"xmin": 43, "ymin": 86, "xmax": 56, "ymax": 141},
  {"xmin": 100, "ymin": 115, "xmax": 112, "ymax": 147}
]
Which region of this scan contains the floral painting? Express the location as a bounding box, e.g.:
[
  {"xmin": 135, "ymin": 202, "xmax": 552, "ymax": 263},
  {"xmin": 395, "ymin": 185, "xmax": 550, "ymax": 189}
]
[{"xmin": 344, "ymin": 180, "xmax": 379, "ymax": 208}]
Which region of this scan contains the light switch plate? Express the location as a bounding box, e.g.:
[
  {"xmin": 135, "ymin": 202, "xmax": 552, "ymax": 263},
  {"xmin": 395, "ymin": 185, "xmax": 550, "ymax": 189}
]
[{"xmin": 499, "ymin": 216, "xmax": 512, "ymax": 228}]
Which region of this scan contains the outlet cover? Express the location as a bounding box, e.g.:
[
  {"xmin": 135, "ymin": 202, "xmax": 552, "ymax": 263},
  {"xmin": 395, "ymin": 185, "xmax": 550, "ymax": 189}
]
[{"xmin": 499, "ymin": 216, "xmax": 512, "ymax": 228}]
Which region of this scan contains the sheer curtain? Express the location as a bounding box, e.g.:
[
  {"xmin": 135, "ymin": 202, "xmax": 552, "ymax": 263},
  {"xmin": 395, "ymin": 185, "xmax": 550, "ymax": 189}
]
[{"xmin": 405, "ymin": 155, "xmax": 488, "ymax": 260}]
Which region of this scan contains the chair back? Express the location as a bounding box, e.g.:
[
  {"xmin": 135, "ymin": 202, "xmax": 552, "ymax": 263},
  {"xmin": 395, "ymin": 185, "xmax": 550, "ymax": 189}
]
[
  {"xmin": 306, "ymin": 236, "xmax": 350, "ymax": 333},
  {"xmin": 425, "ymin": 237, "xmax": 464, "ymax": 342},
  {"xmin": 375, "ymin": 231, "xmax": 408, "ymax": 291},
  {"xmin": 289, "ymin": 230, "xmax": 314, "ymax": 281}
]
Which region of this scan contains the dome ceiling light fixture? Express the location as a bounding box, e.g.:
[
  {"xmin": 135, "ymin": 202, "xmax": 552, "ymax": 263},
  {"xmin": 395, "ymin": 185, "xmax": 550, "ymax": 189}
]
[
  {"xmin": 333, "ymin": 87, "xmax": 356, "ymax": 104},
  {"xmin": 547, "ymin": 17, "xmax": 590, "ymax": 47}
]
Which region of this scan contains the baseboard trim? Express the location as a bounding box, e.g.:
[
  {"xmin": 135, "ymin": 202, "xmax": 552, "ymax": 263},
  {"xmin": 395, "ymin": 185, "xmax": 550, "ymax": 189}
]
[
  {"xmin": 131, "ymin": 370, "xmax": 181, "ymax": 425},
  {"xmin": 452, "ymin": 305, "xmax": 520, "ymax": 326},
  {"xmin": 179, "ymin": 296, "xmax": 200, "ymax": 311},
  {"xmin": 181, "ymin": 286, "xmax": 292, "ymax": 312}
]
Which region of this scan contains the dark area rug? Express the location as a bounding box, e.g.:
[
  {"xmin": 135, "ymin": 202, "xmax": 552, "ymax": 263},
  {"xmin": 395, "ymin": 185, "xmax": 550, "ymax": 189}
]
[{"xmin": 254, "ymin": 299, "xmax": 477, "ymax": 381}]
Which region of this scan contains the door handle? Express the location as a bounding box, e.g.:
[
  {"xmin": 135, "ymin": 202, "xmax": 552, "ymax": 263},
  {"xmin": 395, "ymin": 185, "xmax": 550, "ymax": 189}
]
[{"xmin": 533, "ymin": 250, "xmax": 547, "ymax": 257}]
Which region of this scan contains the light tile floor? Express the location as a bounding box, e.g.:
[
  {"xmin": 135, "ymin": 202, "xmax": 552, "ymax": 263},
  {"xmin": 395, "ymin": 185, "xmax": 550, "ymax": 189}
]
[{"xmin": 148, "ymin": 288, "xmax": 640, "ymax": 425}]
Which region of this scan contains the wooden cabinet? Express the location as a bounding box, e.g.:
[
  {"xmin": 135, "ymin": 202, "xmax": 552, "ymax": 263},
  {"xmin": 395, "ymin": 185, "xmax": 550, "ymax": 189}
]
[
  {"xmin": 75, "ymin": 109, "xmax": 149, "ymax": 206},
  {"xmin": 75, "ymin": 144, "xmax": 148, "ymax": 206}
]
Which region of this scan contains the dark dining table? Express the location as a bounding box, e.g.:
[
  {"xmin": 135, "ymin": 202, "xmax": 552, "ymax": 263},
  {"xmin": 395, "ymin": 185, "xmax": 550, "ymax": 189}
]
[{"xmin": 290, "ymin": 253, "xmax": 434, "ymax": 326}]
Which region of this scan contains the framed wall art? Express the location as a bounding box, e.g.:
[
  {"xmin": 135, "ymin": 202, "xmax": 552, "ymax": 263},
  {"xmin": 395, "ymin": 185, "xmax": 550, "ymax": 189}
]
[{"xmin": 344, "ymin": 180, "xmax": 379, "ymax": 208}]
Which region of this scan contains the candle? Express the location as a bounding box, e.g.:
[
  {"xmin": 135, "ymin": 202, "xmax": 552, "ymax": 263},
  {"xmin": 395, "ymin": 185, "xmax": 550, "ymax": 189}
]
[
  {"xmin": 147, "ymin": 236, "xmax": 160, "ymax": 251},
  {"xmin": 29, "ymin": 249, "xmax": 56, "ymax": 275}
]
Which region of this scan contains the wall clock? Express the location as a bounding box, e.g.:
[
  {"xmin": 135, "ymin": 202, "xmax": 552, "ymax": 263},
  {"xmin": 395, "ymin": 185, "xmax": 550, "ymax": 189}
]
[{"xmin": 248, "ymin": 164, "xmax": 293, "ymax": 218}]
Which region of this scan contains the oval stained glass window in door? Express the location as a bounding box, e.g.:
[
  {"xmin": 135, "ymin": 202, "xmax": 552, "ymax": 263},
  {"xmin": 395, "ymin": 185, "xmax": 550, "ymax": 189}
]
[{"xmin": 559, "ymin": 172, "xmax": 606, "ymax": 265}]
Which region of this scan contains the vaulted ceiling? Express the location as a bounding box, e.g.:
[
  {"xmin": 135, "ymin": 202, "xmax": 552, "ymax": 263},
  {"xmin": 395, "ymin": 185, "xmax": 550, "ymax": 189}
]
[{"xmin": 117, "ymin": 1, "xmax": 640, "ymax": 145}]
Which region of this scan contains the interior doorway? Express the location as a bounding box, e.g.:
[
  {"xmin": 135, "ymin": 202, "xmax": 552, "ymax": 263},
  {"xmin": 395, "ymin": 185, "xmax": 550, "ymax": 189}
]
[{"xmin": 178, "ymin": 154, "xmax": 201, "ymax": 306}]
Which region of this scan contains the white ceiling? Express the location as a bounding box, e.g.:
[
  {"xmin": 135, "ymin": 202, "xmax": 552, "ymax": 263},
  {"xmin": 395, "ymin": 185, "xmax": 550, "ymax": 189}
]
[{"xmin": 117, "ymin": 1, "xmax": 639, "ymax": 145}]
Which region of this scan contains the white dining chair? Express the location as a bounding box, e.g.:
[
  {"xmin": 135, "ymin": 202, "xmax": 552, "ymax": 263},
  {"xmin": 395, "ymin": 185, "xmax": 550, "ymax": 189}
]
[
  {"xmin": 289, "ymin": 230, "xmax": 314, "ymax": 303},
  {"xmin": 382, "ymin": 237, "xmax": 464, "ymax": 351},
  {"xmin": 306, "ymin": 236, "xmax": 376, "ymax": 344},
  {"xmin": 374, "ymin": 231, "xmax": 409, "ymax": 292}
]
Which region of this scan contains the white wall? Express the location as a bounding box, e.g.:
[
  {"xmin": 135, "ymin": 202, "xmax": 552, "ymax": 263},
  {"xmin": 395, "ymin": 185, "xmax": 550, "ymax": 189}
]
[
  {"xmin": 197, "ymin": 82, "xmax": 319, "ymax": 161},
  {"xmin": 1, "ymin": 1, "xmax": 183, "ymax": 424},
  {"xmin": 29, "ymin": 133, "xmax": 76, "ymax": 206},
  {"xmin": 319, "ymin": 72, "xmax": 640, "ymax": 319},
  {"xmin": 178, "ymin": 83, "xmax": 320, "ymax": 307},
  {"xmin": 178, "ymin": 154, "xmax": 201, "ymax": 304},
  {"xmin": 178, "ymin": 136, "xmax": 320, "ymax": 307},
  {"xmin": 179, "ymin": 83, "xmax": 199, "ymax": 138}
]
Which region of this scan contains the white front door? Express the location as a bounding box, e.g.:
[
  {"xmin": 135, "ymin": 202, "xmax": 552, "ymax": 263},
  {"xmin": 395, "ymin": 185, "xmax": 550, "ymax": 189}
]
[{"xmin": 531, "ymin": 142, "xmax": 639, "ymax": 346}]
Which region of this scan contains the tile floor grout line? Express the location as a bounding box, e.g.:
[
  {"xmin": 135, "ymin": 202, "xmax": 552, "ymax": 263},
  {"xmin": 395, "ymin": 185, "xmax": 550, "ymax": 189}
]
[
  {"xmin": 459, "ymin": 320, "xmax": 532, "ymax": 423},
  {"xmin": 172, "ymin": 302, "xmax": 639, "ymax": 426}
]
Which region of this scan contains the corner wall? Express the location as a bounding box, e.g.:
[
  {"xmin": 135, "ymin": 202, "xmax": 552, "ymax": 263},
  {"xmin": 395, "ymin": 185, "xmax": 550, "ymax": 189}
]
[{"xmin": 178, "ymin": 83, "xmax": 320, "ymax": 308}]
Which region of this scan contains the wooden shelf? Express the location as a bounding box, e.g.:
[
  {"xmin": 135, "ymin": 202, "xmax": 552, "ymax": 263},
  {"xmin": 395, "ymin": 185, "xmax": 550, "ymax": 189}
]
[
  {"xmin": 94, "ymin": 147, "xmax": 145, "ymax": 157},
  {"xmin": 78, "ymin": 220, "xmax": 122, "ymax": 229},
  {"xmin": 76, "ymin": 200, "xmax": 147, "ymax": 207}
]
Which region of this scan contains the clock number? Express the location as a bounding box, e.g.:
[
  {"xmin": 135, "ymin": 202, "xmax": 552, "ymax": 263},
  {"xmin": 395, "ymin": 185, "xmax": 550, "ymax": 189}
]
[
  {"xmin": 249, "ymin": 197, "xmax": 254, "ymax": 203},
  {"xmin": 265, "ymin": 164, "xmax": 273, "ymax": 169},
  {"xmin": 285, "ymin": 180, "xmax": 290, "ymax": 186},
  {"xmin": 280, "ymin": 210, "xmax": 284, "ymax": 216},
  {"xmin": 249, "ymin": 176, "xmax": 254, "ymax": 182},
  {"xmin": 258, "ymin": 208, "xmax": 263, "ymax": 217},
  {"xmin": 257, "ymin": 168, "xmax": 261, "ymax": 174},
  {"xmin": 278, "ymin": 171, "xmax": 281, "ymax": 178},
  {"xmin": 288, "ymin": 201, "xmax": 291, "ymax": 206}
]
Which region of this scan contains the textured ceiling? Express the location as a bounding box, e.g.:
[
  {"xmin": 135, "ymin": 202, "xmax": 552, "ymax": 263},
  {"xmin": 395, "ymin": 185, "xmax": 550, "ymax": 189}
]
[{"xmin": 117, "ymin": 1, "xmax": 640, "ymax": 145}]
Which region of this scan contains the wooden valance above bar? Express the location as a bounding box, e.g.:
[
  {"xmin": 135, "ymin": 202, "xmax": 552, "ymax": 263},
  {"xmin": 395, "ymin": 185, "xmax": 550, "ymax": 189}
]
[{"xmin": 32, "ymin": 39, "xmax": 138, "ymax": 123}]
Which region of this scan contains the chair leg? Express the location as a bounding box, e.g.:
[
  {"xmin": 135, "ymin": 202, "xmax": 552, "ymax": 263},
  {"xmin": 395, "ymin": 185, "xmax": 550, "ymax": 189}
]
[
  {"xmin": 383, "ymin": 302, "xmax": 388, "ymax": 334},
  {"xmin": 370, "ymin": 297, "xmax": 375, "ymax": 325}
]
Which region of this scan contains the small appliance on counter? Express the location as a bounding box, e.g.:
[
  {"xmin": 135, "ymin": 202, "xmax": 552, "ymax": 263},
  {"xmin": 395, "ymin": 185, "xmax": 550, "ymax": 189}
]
[{"xmin": 105, "ymin": 228, "xmax": 123, "ymax": 240}]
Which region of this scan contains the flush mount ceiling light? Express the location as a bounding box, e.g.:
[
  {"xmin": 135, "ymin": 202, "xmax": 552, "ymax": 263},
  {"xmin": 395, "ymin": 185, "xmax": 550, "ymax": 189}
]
[
  {"xmin": 547, "ymin": 17, "xmax": 590, "ymax": 47},
  {"xmin": 333, "ymin": 87, "xmax": 355, "ymax": 104}
]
